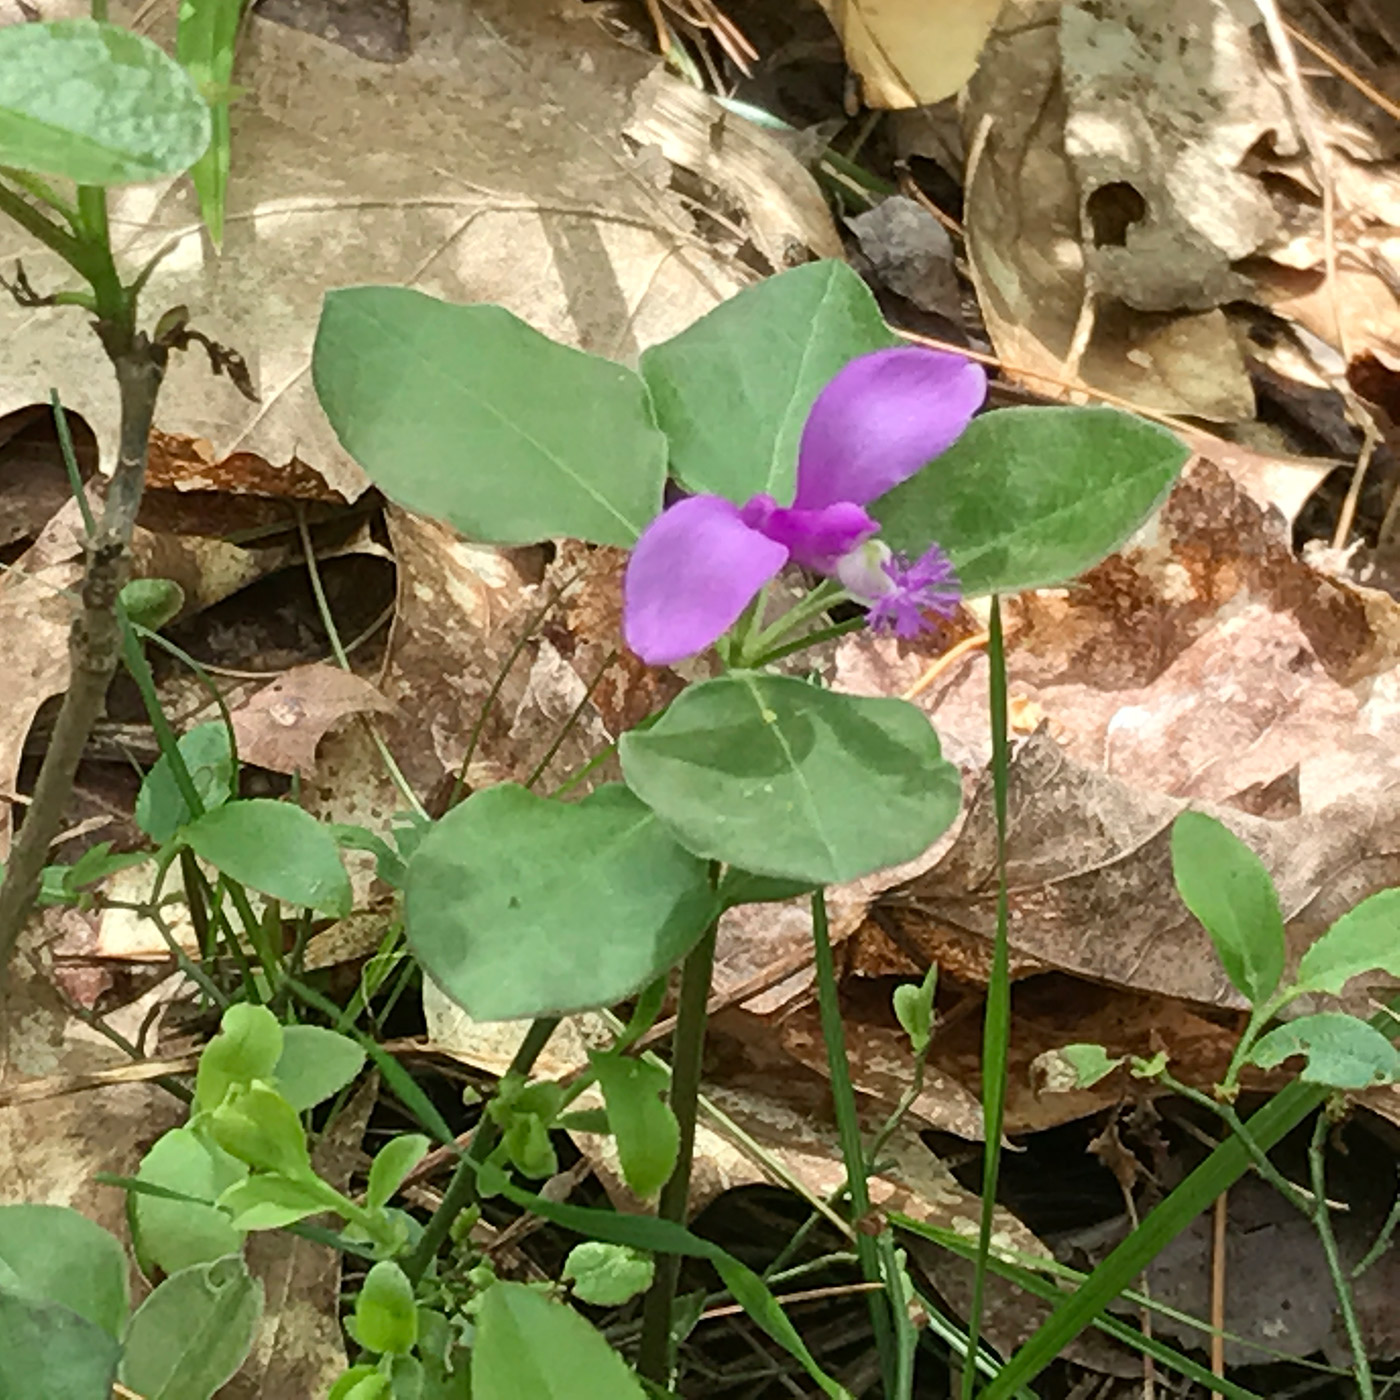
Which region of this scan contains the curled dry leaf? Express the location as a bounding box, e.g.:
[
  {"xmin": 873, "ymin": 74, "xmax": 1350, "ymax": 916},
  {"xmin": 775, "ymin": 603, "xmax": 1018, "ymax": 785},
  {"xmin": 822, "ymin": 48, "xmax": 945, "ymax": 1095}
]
[
  {"xmin": 230, "ymin": 662, "xmax": 395, "ymax": 777},
  {"xmin": 1, "ymin": 0, "xmax": 744, "ymax": 494},
  {"xmin": 624, "ymin": 70, "xmax": 842, "ymax": 268},
  {"xmin": 813, "ymin": 0, "xmax": 1006, "ymax": 108},
  {"xmin": 962, "ymin": 0, "xmax": 1292, "ymax": 416}
]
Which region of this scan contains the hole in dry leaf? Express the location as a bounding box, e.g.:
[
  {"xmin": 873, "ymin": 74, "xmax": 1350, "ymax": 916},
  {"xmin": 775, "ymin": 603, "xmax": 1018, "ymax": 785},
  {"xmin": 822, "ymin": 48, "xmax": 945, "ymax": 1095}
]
[{"xmin": 1085, "ymin": 182, "xmax": 1149, "ymax": 248}]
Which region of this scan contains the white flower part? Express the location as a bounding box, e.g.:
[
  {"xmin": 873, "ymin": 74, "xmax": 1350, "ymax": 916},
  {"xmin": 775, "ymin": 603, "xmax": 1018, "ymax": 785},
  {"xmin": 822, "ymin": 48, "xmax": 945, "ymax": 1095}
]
[{"xmin": 833, "ymin": 538, "xmax": 895, "ymax": 602}]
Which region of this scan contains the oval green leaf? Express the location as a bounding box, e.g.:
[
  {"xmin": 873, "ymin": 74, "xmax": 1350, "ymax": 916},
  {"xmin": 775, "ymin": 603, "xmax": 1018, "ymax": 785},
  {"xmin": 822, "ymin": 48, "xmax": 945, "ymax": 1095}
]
[
  {"xmin": 133, "ymin": 1127, "xmax": 245, "ymax": 1276},
  {"xmin": 274, "ymin": 1025, "xmax": 366, "ymax": 1111},
  {"xmin": 620, "ymin": 674, "xmax": 960, "ymax": 885},
  {"xmin": 366, "ymin": 1134, "xmax": 431, "ymax": 1211},
  {"xmin": 1248, "ymin": 1012, "xmax": 1400, "ymax": 1089},
  {"xmin": 181, "ymin": 799, "xmax": 351, "ymax": 916},
  {"xmin": 1295, "ymin": 888, "xmax": 1400, "ymax": 996},
  {"xmin": 353, "ymin": 1261, "xmax": 418, "ymax": 1357},
  {"xmin": 405, "ymin": 783, "xmax": 718, "ymax": 1021},
  {"xmin": 0, "ymin": 1203, "xmax": 128, "ymax": 1338},
  {"xmin": 119, "ymin": 1256, "xmax": 262, "ymax": 1400},
  {"xmin": 1170, "ymin": 811, "xmax": 1284, "ymax": 1006},
  {"xmin": 0, "ymin": 1290, "xmax": 120, "ymax": 1400},
  {"xmin": 0, "ymin": 20, "xmax": 210, "ymax": 185},
  {"xmin": 136, "ymin": 721, "xmax": 234, "ymax": 845},
  {"xmin": 472, "ymin": 1282, "xmax": 647, "ymax": 1400},
  {"xmin": 874, "ymin": 405, "xmax": 1190, "ymax": 594},
  {"xmin": 640, "ymin": 260, "xmax": 897, "ymax": 503},
  {"xmin": 562, "ymin": 1242, "xmax": 654, "ymax": 1307},
  {"xmin": 313, "ymin": 287, "xmax": 667, "ymax": 546},
  {"xmin": 589, "ymin": 1051, "xmax": 678, "ymax": 1200}
]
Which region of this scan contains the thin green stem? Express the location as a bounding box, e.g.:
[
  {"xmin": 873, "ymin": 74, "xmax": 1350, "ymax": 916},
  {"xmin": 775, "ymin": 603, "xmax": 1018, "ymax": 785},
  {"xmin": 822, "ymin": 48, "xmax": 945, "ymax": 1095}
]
[
  {"xmin": 0, "ymin": 179, "xmax": 87, "ymax": 265},
  {"xmin": 524, "ymin": 649, "xmax": 617, "ymax": 790},
  {"xmin": 739, "ymin": 580, "xmax": 845, "ymax": 664},
  {"xmin": 75, "ymin": 187, "xmax": 124, "ymax": 325},
  {"xmin": 963, "ymin": 596, "xmax": 1012, "ymax": 1400},
  {"xmin": 450, "ymin": 570, "xmax": 582, "ymax": 809},
  {"xmin": 809, "ymin": 887, "xmax": 896, "ymax": 1393},
  {"xmin": 1354, "ymin": 1169, "xmax": 1400, "ymax": 1279},
  {"xmin": 1309, "ymin": 1112, "xmax": 1374, "ymax": 1399},
  {"xmin": 979, "ymin": 1080, "xmax": 1327, "ymax": 1398},
  {"xmin": 50, "ymin": 392, "xmax": 95, "ymax": 536},
  {"xmin": 295, "ymin": 508, "xmax": 426, "ymax": 819},
  {"xmin": 0, "ymin": 168, "xmax": 79, "ymax": 225},
  {"xmin": 402, "ymin": 1015, "xmax": 560, "ymax": 1284},
  {"xmin": 745, "ymin": 616, "xmax": 868, "ymax": 669},
  {"xmin": 637, "ymin": 910, "xmax": 720, "ymax": 1386}
]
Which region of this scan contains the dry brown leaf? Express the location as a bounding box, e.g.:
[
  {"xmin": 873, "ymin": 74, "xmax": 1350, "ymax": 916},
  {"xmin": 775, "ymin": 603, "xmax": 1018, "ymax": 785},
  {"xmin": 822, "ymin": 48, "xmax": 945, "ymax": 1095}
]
[
  {"xmin": 624, "ymin": 71, "xmax": 842, "ymax": 268},
  {"xmin": 0, "ymin": 951, "xmax": 184, "ymax": 1239},
  {"xmin": 963, "ymin": 0, "xmax": 1290, "ymax": 417},
  {"xmin": 230, "ymin": 662, "xmax": 395, "ymax": 776},
  {"xmin": 815, "ymin": 0, "xmax": 1006, "ymax": 108},
  {"xmin": 0, "ymin": 0, "xmax": 744, "ymax": 496}
]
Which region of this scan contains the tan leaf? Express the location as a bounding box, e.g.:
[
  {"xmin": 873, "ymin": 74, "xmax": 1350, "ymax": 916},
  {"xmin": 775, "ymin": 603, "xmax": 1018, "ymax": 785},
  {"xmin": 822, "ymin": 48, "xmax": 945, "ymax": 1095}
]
[
  {"xmin": 815, "ymin": 0, "xmax": 1006, "ymax": 108},
  {"xmin": 230, "ymin": 662, "xmax": 395, "ymax": 776},
  {"xmin": 0, "ymin": 0, "xmax": 744, "ymax": 497}
]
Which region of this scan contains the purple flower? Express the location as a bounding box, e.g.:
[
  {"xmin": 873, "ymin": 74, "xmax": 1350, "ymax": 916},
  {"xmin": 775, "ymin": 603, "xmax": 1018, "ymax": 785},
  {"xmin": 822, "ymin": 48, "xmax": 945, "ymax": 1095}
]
[{"xmin": 623, "ymin": 346, "xmax": 986, "ymax": 665}]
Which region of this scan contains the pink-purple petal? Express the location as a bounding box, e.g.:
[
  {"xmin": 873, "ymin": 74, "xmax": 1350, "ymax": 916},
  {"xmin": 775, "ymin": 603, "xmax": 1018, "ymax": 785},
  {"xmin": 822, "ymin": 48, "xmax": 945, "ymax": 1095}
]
[
  {"xmin": 793, "ymin": 347, "xmax": 987, "ymax": 510},
  {"xmin": 740, "ymin": 495, "xmax": 878, "ymax": 571},
  {"xmin": 623, "ymin": 495, "xmax": 789, "ymax": 665}
]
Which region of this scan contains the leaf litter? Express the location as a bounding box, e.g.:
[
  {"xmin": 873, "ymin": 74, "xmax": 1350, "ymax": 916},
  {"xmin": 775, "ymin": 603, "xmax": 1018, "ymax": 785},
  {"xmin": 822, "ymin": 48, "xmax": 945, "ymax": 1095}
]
[{"xmin": 5, "ymin": 0, "xmax": 1400, "ymax": 1391}]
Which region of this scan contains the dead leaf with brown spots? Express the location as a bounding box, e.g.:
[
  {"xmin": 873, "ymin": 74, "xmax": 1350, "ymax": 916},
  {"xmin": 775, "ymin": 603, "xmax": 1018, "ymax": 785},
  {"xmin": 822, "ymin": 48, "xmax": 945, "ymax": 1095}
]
[{"xmin": 230, "ymin": 662, "xmax": 395, "ymax": 776}]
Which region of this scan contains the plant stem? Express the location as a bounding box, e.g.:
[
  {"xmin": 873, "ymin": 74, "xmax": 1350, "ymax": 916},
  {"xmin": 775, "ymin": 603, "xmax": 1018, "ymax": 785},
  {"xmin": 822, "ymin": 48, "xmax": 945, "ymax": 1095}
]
[
  {"xmin": 0, "ymin": 179, "xmax": 87, "ymax": 265},
  {"xmin": 809, "ymin": 886, "xmax": 897, "ymax": 1394},
  {"xmin": 963, "ymin": 595, "xmax": 1012, "ymax": 1400},
  {"xmin": 0, "ymin": 329, "xmax": 166, "ymax": 974},
  {"xmin": 1308, "ymin": 1111, "xmax": 1373, "ymax": 1400},
  {"xmin": 402, "ymin": 1015, "xmax": 560, "ymax": 1285},
  {"xmin": 637, "ymin": 916, "xmax": 719, "ymax": 1386}
]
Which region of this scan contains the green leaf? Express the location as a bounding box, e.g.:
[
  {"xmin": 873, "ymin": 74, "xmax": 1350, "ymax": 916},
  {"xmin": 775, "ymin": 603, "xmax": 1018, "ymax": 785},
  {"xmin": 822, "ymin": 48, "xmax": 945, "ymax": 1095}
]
[
  {"xmin": 209, "ymin": 1082, "xmax": 313, "ymax": 1178},
  {"xmin": 640, "ymin": 260, "xmax": 897, "ymax": 503},
  {"xmin": 120, "ymin": 577, "xmax": 185, "ymax": 631},
  {"xmin": 874, "ymin": 406, "xmax": 1190, "ymax": 594},
  {"xmin": 329, "ymin": 1365, "xmax": 391, "ymax": 1400},
  {"xmin": 132, "ymin": 1127, "xmax": 246, "ymax": 1275},
  {"xmin": 405, "ymin": 783, "xmax": 718, "ymax": 1020},
  {"xmin": 0, "ymin": 19, "xmax": 210, "ymax": 185},
  {"xmin": 472, "ymin": 1282, "xmax": 648, "ymax": 1400},
  {"xmin": 366, "ymin": 1134, "xmax": 431, "ymax": 1211},
  {"xmin": 195, "ymin": 1002, "xmax": 284, "ymax": 1113},
  {"xmin": 314, "ymin": 287, "xmax": 666, "ymax": 546},
  {"xmin": 620, "ymin": 674, "xmax": 960, "ymax": 884},
  {"xmin": 0, "ymin": 1203, "xmax": 128, "ymax": 1337},
  {"xmin": 718, "ymin": 866, "xmax": 817, "ymax": 909},
  {"xmin": 353, "ymin": 1261, "xmax": 418, "ymax": 1356},
  {"xmin": 1295, "ymin": 889, "xmax": 1400, "ymax": 995},
  {"xmin": 1249, "ymin": 1013, "xmax": 1400, "ymax": 1089},
  {"xmin": 892, "ymin": 964, "xmax": 937, "ymax": 1056},
  {"xmin": 1043, "ymin": 1043, "xmax": 1127, "ymax": 1090},
  {"xmin": 119, "ymin": 1255, "xmax": 262, "ymax": 1400},
  {"xmin": 176, "ymin": 0, "xmax": 245, "ymax": 243},
  {"xmin": 1170, "ymin": 812, "xmax": 1284, "ymax": 1005},
  {"xmin": 217, "ymin": 1173, "xmax": 336, "ymax": 1232},
  {"xmin": 562, "ymin": 1242, "xmax": 654, "ymax": 1306},
  {"xmin": 181, "ymin": 798, "xmax": 352, "ymax": 916},
  {"xmin": 137, "ymin": 721, "xmax": 235, "ymax": 844},
  {"xmin": 274, "ymin": 1025, "xmax": 366, "ymax": 1111},
  {"xmin": 0, "ymin": 1289, "xmax": 120, "ymax": 1400},
  {"xmin": 589, "ymin": 1051, "xmax": 678, "ymax": 1200}
]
